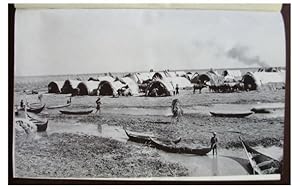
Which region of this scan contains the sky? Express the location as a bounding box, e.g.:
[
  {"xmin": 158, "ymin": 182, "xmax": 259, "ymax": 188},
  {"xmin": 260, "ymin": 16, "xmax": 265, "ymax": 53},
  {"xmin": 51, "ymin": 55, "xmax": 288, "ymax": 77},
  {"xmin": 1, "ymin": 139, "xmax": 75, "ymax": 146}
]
[{"xmin": 15, "ymin": 9, "xmax": 285, "ymax": 76}]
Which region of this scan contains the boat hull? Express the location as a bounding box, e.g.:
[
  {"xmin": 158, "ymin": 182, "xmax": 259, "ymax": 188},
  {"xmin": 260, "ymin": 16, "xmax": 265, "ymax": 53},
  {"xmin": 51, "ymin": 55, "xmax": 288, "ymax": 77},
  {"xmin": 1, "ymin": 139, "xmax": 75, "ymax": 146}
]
[
  {"xmin": 210, "ymin": 111, "xmax": 253, "ymax": 118},
  {"xmin": 240, "ymin": 137, "xmax": 281, "ymax": 174},
  {"xmin": 150, "ymin": 137, "xmax": 211, "ymax": 155},
  {"xmin": 124, "ymin": 129, "xmax": 181, "ymax": 144},
  {"xmin": 250, "ymin": 108, "xmax": 271, "ymax": 114},
  {"xmin": 21, "ymin": 104, "xmax": 45, "ymax": 114},
  {"xmin": 60, "ymin": 109, "xmax": 93, "ymax": 115},
  {"xmin": 27, "ymin": 113, "xmax": 48, "ymax": 132},
  {"xmin": 47, "ymin": 103, "xmax": 71, "ymax": 109}
]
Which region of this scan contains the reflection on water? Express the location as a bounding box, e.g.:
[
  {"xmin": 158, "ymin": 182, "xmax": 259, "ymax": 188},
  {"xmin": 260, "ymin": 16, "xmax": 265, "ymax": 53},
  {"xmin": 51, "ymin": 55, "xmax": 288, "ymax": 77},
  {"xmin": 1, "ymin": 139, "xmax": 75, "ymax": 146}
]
[
  {"xmin": 46, "ymin": 121, "xmax": 129, "ymax": 142},
  {"xmin": 158, "ymin": 150, "xmax": 249, "ymax": 176},
  {"xmin": 212, "ymin": 157, "xmax": 218, "ymax": 176}
]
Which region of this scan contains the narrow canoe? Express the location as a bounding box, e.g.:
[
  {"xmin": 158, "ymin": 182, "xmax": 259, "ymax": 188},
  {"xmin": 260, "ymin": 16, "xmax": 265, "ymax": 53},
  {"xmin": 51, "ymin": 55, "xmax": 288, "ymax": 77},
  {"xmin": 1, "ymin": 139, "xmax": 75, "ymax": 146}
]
[
  {"xmin": 124, "ymin": 129, "xmax": 181, "ymax": 144},
  {"xmin": 239, "ymin": 137, "xmax": 281, "ymax": 174},
  {"xmin": 26, "ymin": 104, "xmax": 45, "ymax": 114},
  {"xmin": 250, "ymin": 108, "xmax": 271, "ymax": 114},
  {"xmin": 47, "ymin": 103, "xmax": 71, "ymax": 109},
  {"xmin": 27, "ymin": 113, "xmax": 48, "ymax": 132},
  {"xmin": 210, "ymin": 111, "xmax": 253, "ymax": 118},
  {"xmin": 150, "ymin": 137, "xmax": 211, "ymax": 155},
  {"xmin": 60, "ymin": 109, "xmax": 93, "ymax": 115}
]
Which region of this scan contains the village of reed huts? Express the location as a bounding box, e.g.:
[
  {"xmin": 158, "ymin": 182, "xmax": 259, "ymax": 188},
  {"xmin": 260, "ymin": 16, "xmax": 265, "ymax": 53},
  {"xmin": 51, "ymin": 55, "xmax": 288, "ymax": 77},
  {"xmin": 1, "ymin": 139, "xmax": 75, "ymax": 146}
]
[{"xmin": 48, "ymin": 67, "xmax": 286, "ymax": 97}]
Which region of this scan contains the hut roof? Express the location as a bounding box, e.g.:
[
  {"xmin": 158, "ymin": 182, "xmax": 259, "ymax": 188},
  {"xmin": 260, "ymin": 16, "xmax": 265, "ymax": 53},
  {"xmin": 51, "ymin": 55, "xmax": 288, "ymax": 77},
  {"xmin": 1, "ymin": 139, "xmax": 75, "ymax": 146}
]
[
  {"xmin": 121, "ymin": 77, "xmax": 139, "ymax": 95},
  {"xmin": 77, "ymin": 81, "xmax": 100, "ymax": 95},
  {"xmin": 175, "ymin": 71, "xmax": 186, "ymax": 77},
  {"xmin": 48, "ymin": 81, "xmax": 64, "ymax": 93},
  {"xmin": 61, "ymin": 80, "xmax": 81, "ymax": 94},
  {"xmin": 97, "ymin": 76, "xmax": 115, "ymax": 83},
  {"xmin": 242, "ymin": 71, "xmax": 285, "ymax": 90},
  {"xmin": 223, "ymin": 70, "xmax": 242, "ymax": 78},
  {"xmin": 165, "ymin": 77, "xmax": 193, "ymax": 89},
  {"xmin": 146, "ymin": 79, "xmax": 174, "ymax": 96},
  {"xmin": 98, "ymin": 80, "xmax": 126, "ymax": 96}
]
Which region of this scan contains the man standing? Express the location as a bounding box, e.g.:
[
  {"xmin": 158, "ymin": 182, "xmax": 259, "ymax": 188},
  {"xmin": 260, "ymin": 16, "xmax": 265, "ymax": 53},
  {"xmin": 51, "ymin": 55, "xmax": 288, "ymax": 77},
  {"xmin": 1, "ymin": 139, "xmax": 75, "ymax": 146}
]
[
  {"xmin": 95, "ymin": 97, "xmax": 102, "ymax": 113},
  {"xmin": 20, "ymin": 99, "xmax": 24, "ymax": 109},
  {"xmin": 211, "ymin": 132, "xmax": 218, "ymax": 156},
  {"xmin": 175, "ymin": 84, "xmax": 179, "ymax": 95}
]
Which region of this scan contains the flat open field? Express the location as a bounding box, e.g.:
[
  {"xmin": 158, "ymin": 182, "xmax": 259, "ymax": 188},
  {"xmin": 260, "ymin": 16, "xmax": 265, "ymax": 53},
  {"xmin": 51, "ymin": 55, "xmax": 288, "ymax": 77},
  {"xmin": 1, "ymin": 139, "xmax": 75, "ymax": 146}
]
[{"xmin": 13, "ymin": 82, "xmax": 285, "ymax": 178}]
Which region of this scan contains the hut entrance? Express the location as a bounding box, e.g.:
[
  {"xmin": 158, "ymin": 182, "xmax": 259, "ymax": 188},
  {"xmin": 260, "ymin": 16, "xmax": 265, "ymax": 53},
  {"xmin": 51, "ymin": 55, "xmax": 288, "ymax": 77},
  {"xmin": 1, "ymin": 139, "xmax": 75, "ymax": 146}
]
[
  {"xmin": 77, "ymin": 83, "xmax": 89, "ymax": 95},
  {"xmin": 243, "ymin": 75, "xmax": 257, "ymax": 90},
  {"xmin": 99, "ymin": 81, "xmax": 114, "ymax": 95}
]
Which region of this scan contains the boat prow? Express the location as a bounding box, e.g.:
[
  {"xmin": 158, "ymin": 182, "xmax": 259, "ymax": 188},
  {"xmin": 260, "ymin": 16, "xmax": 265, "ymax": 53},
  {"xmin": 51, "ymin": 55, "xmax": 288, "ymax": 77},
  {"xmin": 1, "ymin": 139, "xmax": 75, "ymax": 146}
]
[{"xmin": 239, "ymin": 137, "xmax": 281, "ymax": 174}]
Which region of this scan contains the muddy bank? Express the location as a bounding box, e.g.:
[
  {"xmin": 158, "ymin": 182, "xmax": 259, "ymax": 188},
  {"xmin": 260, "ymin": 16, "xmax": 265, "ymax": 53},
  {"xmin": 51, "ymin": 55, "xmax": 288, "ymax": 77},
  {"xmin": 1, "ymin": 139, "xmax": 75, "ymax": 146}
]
[
  {"xmin": 13, "ymin": 87, "xmax": 285, "ymax": 178},
  {"xmin": 15, "ymin": 89, "xmax": 285, "ymax": 109},
  {"xmin": 72, "ymin": 112, "xmax": 283, "ymax": 149},
  {"xmin": 14, "ymin": 131, "xmax": 188, "ymax": 178}
]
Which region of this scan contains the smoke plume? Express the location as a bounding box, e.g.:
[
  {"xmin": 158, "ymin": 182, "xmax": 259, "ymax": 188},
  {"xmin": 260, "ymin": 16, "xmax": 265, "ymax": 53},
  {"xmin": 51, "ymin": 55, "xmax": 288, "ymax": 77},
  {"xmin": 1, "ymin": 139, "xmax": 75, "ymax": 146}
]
[{"xmin": 227, "ymin": 45, "xmax": 269, "ymax": 67}]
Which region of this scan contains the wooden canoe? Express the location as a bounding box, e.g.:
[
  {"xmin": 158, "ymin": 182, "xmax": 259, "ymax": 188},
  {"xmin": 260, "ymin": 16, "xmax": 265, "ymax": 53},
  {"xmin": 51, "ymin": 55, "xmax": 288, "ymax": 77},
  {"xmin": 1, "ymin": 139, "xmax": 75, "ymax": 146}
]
[
  {"xmin": 150, "ymin": 137, "xmax": 211, "ymax": 155},
  {"xmin": 239, "ymin": 137, "xmax": 281, "ymax": 174},
  {"xmin": 27, "ymin": 113, "xmax": 48, "ymax": 132},
  {"xmin": 250, "ymin": 108, "xmax": 271, "ymax": 114},
  {"xmin": 124, "ymin": 129, "xmax": 181, "ymax": 144},
  {"xmin": 47, "ymin": 103, "xmax": 71, "ymax": 109},
  {"xmin": 60, "ymin": 109, "xmax": 93, "ymax": 115},
  {"xmin": 26, "ymin": 104, "xmax": 45, "ymax": 114},
  {"xmin": 210, "ymin": 111, "xmax": 253, "ymax": 118}
]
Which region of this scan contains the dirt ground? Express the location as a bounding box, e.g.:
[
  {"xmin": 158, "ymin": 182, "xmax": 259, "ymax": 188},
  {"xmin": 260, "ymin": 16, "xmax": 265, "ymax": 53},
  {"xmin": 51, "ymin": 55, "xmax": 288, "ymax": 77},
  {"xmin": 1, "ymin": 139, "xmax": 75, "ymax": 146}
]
[{"xmin": 13, "ymin": 88, "xmax": 285, "ymax": 178}]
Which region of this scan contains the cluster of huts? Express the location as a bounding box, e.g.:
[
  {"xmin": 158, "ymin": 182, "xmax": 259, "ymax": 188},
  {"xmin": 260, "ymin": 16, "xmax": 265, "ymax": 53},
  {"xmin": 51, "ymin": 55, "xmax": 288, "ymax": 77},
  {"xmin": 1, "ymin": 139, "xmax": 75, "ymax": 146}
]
[{"xmin": 48, "ymin": 67, "xmax": 285, "ymax": 97}]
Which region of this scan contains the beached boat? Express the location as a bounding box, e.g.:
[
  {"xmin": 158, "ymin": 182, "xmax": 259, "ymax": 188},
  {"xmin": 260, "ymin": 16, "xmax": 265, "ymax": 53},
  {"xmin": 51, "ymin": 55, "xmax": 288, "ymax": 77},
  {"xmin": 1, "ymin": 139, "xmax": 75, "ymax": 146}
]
[
  {"xmin": 124, "ymin": 129, "xmax": 181, "ymax": 144},
  {"xmin": 250, "ymin": 108, "xmax": 271, "ymax": 114},
  {"xmin": 150, "ymin": 137, "xmax": 211, "ymax": 155},
  {"xmin": 27, "ymin": 113, "xmax": 48, "ymax": 132},
  {"xmin": 60, "ymin": 109, "xmax": 93, "ymax": 115},
  {"xmin": 47, "ymin": 103, "xmax": 71, "ymax": 109},
  {"xmin": 20, "ymin": 103, "xmax": 45, "ymax": 114},
  {"xmin": 210, "ymin": 111, "xmax": 253, "ymax": 118},
  {"xmin": 239, "ymin": 137, "xmax": 281, "ymax": 174}
]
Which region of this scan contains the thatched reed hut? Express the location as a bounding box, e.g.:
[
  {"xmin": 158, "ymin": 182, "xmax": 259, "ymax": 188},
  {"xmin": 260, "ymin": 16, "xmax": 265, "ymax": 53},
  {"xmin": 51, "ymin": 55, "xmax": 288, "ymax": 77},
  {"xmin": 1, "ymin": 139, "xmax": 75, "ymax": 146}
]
[
  {"xmin": 77, "ymin": 81, "xmax": 100, "ymax": 95},
  {"xmin": 48, "ymin": 81, "xmax": 64, "ymax": 93},
  {"xmin": 242, "ymin": 71, "xmax": 285, "ymax": 91},
  {"xmin": 145, "ymin": 79, "xmax": 174, "ymax": 97},
  {"xmin": 61, "ymin": 80, "xmax": 81, "ymax": 94}
]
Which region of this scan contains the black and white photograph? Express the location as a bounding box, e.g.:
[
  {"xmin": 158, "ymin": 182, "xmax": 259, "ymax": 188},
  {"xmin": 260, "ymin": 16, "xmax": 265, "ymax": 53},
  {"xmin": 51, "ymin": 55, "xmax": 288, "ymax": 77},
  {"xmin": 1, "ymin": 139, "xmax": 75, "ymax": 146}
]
[{"xmin": 9, "ymin": 3, "xmax": 289, "ymax": 183}]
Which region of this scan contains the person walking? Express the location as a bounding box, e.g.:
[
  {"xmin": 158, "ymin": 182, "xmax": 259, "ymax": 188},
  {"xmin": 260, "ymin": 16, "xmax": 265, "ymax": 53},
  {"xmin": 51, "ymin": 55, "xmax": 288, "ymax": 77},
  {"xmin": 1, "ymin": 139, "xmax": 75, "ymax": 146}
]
[
  {"xmin": 175, "ymin": 84, "xmax": 179, "ymax": 95},
  {"xmin": 211, "ymin": 132, "xmax": 218, "ymax": 156},
  {"xmin": 171, "ymin": 99, "xmax": 183, "ymax": 123},
  {"xmin": 95, "ymin": 97, "xmax": 102, "ymax": 113}
]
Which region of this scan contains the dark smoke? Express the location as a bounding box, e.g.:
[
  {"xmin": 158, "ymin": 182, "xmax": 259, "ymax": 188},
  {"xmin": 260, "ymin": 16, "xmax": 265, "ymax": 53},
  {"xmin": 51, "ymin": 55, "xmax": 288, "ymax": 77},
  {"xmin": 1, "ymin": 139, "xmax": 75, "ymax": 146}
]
[{"xmin": 227, "ymin": 45, "xmax": 269, "ymax": 67}]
